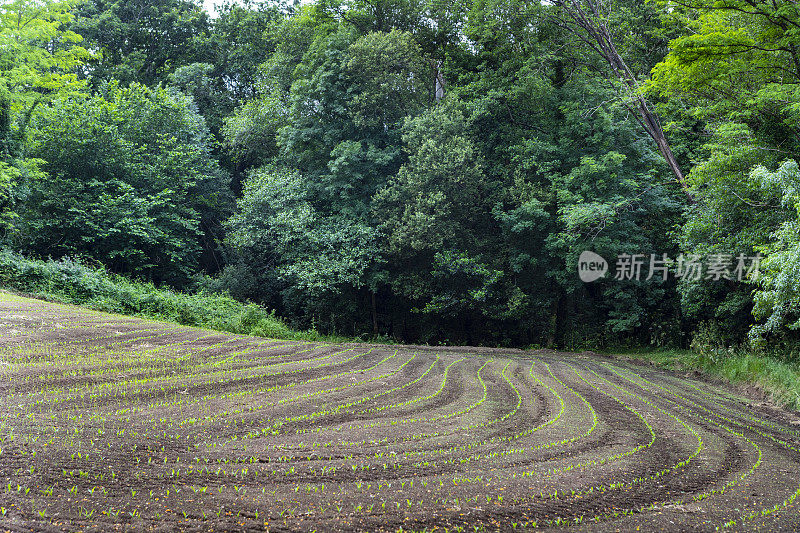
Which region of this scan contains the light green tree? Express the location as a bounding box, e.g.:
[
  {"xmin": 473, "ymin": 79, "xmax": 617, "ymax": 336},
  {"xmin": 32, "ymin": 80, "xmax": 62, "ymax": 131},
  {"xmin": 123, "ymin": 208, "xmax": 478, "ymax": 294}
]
[{"xmin": 0, "ymin": 0, "xmax": 92, "ymax": 233}]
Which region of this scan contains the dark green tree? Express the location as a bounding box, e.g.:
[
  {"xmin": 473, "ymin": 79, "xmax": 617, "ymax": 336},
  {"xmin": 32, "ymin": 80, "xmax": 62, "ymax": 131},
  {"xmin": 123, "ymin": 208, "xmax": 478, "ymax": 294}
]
[
  {"xmin": 20, "ymin": 82, "xmax": 230, "ymax": 283},
  {"xmin": 70, "ymin": 0, "xmax": 210, "ymax": 87}
]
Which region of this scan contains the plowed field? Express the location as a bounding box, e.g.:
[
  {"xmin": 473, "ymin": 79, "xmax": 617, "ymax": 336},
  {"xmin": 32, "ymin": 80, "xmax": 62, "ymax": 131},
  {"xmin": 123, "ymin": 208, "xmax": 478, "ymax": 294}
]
[{"xmin": 1, "ymin": 293, "xmax": 799, "ymax": 532}]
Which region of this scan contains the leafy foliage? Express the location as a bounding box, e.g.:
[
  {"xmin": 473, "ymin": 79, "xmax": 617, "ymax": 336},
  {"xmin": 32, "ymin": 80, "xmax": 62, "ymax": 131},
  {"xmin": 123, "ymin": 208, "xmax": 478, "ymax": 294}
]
[
  {"xmin": 0, "ymin": 248, "xmax": 329, "ymax": 340},
  {"xmin": 69, "ymin": 0, "xmax": 210, "ymax": 87},
  {"xmin": 751, "ymin": 161, "xmax": 800, "ymax": 342},
  {"xmin": 19, "ymin": 82, "xmax": 230, "ymax": 284},
  {"xmin": 0, "ymin": 0, "xmax": 91, "ymax": 113},
  {"xmin": 3, "ymin": 0, "xmax": 800, "ymax": 352}
]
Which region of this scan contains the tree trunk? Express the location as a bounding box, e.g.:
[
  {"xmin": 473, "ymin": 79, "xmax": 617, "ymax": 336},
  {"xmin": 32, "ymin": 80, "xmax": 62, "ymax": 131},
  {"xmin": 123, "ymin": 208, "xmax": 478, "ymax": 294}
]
[
  {"xmin": 434, "ymin": 60, "xmax": 445, "ymax": 102},
  {"xmin": 547, "ymin": 297, "xmax": 559, "ymax": 349},
  {"xmin": 553, "ymin": 0, "xmax": 694, "ymax": 202},
  {"xmin": 371, "ymin": 291, "xmax": 379, "ymax": 336}
]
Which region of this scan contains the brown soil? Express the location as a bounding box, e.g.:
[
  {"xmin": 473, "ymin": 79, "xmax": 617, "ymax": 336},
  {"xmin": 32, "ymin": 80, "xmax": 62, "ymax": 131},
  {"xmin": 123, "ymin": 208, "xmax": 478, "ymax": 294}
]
[{"xmin": 1, "ymin": 293, "xmax": 799, "ymax": 532}]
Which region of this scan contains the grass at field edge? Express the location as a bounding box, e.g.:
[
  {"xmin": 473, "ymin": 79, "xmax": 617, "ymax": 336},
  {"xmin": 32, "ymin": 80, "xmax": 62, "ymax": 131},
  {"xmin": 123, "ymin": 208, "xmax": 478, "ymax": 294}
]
[{"xmin": 602, "ymin": 348, "xmax": 800, "ymax": 412}]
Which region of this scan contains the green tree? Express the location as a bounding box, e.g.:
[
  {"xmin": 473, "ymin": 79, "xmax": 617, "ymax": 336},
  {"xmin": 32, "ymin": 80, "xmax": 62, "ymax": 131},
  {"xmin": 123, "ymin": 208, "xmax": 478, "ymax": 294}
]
[
  {"xmin": 749, "ymin": 160, "xmax": 800, "ymax": 349},
  {"xmin": 221, "ymin": 27, "xmax": 434, "ymax": 333},
  {"xmin": 0, "ymin": 0, "xmax": 92, "ymax": 233},
  {"xmin": 647, "ymin": 0, "xmax": 800, "ymax": 345},
  {"xmin": 224, "ymin": 165, "xmax": 380, "ymax": 326},
  {"xmin": 374, "ymin": 100, "xmax": 501, "ymax": 341},
  {"xmin": 20, "ymin": 82, "xmax": 230, "ymax": 283},
  {"xmin": 176, "ymin": 1, "xmax": 290, "ymax": 150},
  {"xmin": 277, "ymin": 28, "xmax": 432, "ymax": 215},
  {"xmin": 0, "ymin": 0, "xmax": 91, "ymax": 113},
  {"xmin": 70, "ymin": 0, "xmax": 210, "ymax": 87},
  {"xmin": 207, "ymin": 0, "xmax": 290, "ymax": 103},
  {"xmin": 551, "ymin": 0, "xmax": 692, "ymax": 198},
  {"xmin": 222, "ymin": 5, "xmax": 319, "ymax": 183}
]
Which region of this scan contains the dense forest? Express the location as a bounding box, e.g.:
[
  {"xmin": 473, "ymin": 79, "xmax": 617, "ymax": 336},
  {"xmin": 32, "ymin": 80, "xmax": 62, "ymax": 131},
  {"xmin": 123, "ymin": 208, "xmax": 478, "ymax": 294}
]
[{"xmin": 2, "ymin": 0, "xmax": 800, "ymax": 350}]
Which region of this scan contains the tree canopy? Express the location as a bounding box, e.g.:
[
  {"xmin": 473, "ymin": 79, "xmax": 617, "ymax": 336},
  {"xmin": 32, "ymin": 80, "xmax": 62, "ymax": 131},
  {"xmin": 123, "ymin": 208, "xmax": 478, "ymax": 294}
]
[{"xmin": 3, "ymin": 0, "xmax": 800, "ymax": 351}]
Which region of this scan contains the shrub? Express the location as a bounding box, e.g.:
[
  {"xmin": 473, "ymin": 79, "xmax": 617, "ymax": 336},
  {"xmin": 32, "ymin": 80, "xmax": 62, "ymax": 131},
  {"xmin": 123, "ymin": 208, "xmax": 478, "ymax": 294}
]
[{"xmin": 0, "ymin": 249, "xmax": 338, "ymax": 342}]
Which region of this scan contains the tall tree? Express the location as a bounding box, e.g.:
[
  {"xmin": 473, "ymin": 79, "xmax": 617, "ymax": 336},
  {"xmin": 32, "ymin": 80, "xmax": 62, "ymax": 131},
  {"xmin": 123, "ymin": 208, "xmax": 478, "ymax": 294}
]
[
  {"xmin": 21, "ymin": 83, "xmax": 230, "ymax": 283},
  {"xmin": 648, "ymin": 0, "xmax": 800, "ymax": 345},
  {"xmin": 221, "ymin": 27, "xmax": 435, "ymax": 333},
  {"xmin": 551, "ymin": 0, "xmax": 693, "ymax": 200},
  {"xmin": 0, "ymin": 0, "xmax": 91, "ymax": 234},
  {"xmin": 70, "ymin": 0, "xmax": 210, "ymax": 87}
]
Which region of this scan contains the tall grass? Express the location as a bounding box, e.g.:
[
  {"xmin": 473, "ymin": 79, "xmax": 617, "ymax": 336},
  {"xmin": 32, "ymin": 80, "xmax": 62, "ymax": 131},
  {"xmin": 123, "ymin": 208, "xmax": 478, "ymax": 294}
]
[
  {"xmin": 612, "ymin": 347, "xmax": 800, "ymax": 412},
  {"xmin": 694, "ymin": 352, "xmax": 800, "ymax": 411},
  {"xmin": 0, "ymin": 249, "xmax": 340, "ymax": 342}
]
